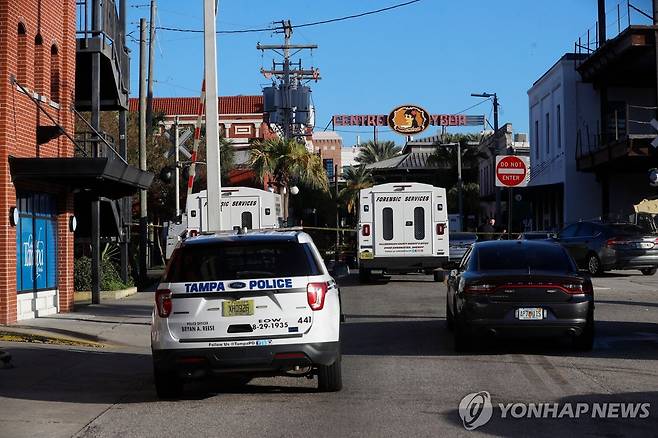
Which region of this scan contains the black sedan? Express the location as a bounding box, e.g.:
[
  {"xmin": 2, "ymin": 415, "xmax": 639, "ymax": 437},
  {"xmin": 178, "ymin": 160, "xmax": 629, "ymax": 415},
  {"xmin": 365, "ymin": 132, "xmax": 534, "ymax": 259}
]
[
  {"xmin": 557, "ymin": 222, "xmax": 658, "ymax": 276},
  {"xmin": 445, "ymin": 240, "xmax": 594, "ymax": 352}
]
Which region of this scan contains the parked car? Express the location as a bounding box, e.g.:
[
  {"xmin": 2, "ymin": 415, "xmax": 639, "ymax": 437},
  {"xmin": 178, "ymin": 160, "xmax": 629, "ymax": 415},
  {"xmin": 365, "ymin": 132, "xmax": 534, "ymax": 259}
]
[
  {"xmin": 517, "ymin": 231, "xmax": 556, "ymax": 241},
  {"xmin": 446, "ymin": 232, "xmax": 478, "ymax": 267},
  {"xmin": 556, "ymin": 222, "xmax": 658, "ymax": 276},
  {"xmin": 445, "ymin": 240, "xmax": 594, "ymax": 352}
]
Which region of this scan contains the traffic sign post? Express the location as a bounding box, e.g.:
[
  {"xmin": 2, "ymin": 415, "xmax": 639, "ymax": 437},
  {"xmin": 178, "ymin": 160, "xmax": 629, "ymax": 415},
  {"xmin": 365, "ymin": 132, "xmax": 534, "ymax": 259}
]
[
  {"xmin": 495, "ymin": 155, "xmax": 530, "ymax": 187},
  {"xmin": 495, "ymin": 155, "xmax": 530, "ymax": 238}
]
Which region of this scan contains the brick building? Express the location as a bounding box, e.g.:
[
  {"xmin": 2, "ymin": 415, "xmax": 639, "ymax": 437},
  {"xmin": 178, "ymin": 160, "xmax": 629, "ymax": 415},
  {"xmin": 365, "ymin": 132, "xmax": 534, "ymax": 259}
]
[
  {"xmin": 128, "ymin": 96, "xmax": 278, "ymax": 165},
  {"xmin": 310, "ymin": 131, "xmax": 343, "ymax": 179},
  {"xmin": 0, "ymin": 0, "xmax": 77, "ymax": 323}
]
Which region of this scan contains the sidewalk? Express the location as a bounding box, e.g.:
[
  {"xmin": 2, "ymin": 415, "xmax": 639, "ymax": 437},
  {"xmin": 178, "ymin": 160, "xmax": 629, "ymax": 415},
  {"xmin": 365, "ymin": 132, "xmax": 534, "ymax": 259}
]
[{"xmin": 1, "ymin": 289, "xmax": 154, "ymax": 351}]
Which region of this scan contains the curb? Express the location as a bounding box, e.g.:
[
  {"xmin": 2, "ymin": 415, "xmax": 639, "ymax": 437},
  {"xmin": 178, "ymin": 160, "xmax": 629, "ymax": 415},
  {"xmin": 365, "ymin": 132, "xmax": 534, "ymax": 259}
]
[{"xmin": 0, "ymin": 329, "xmax": 108, "ymax": 348}]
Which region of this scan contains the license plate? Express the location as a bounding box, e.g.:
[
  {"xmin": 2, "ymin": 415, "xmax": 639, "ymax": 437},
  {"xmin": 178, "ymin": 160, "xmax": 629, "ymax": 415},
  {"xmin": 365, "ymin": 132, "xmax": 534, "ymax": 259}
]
[
  {"xmin": 222, "ymin": 299, "xmax": 254, "ymax": 317},
  {"xmin": 516, "ymin": 308, "xmax": 544, "ymax": 320},
  {"xmin": 637, "ymin": 242, "xmax": 653, "ymax": 249},
  {"xmin": 359, "ymin": 251, "xmax": 373, "ymax": 260}
]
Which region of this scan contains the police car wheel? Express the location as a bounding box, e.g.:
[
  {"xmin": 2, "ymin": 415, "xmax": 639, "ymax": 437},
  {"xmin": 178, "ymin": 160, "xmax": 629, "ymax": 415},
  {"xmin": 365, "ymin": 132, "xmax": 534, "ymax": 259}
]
[
  {"xmin": 317, "ymin": 354, "xmax": 342, "ymax": 392},
  {"xmin": 641, "ymin": 267, "xmax": 657, "ymax": 276},
  {"xmin": 154, "ymin": 364, "xmax": 183, "ymax": 399}
]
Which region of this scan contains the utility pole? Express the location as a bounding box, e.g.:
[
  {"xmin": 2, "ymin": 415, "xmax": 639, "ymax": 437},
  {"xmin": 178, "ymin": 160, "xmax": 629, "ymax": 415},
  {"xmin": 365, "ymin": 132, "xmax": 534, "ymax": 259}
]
[
  {"xmin": 257, "ymin": 20, "xmax": 320, "ymax": 141},
  {"xmin": 335, "ymin": 164, "xmax": 339, "ymax": 264},
  {"xmin": 146, "ymin": 0, "xmax": 156, "ymax": 129},
  {"xmin": 457, "ymin": 141, "xmax": 463, "ymax": 232},
  {"xmin": 204, "ymin": 0, "xmax": 222, "ymax": 231},
  {"xmin": 493, "ymin": 94, "xmax": 501, "ymax": 225},
  {"xmin": 174, "ymin": 116, "xmax": 181, "ymax": 217},
  {"xmin": 471, "ymin": 92, "xmax": 501, "ymax": 223},
  {"xmin": 139, "ymin": 18, "xmax": 148, "ymax": 283}
]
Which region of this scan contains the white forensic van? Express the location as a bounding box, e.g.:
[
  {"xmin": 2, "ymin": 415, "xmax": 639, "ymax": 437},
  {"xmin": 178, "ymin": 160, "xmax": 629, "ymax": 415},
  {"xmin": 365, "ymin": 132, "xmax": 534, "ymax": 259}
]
[
  {"xmin": 165, "ymin": 187, "xmax": 282, "ymax": 259},
  {"xmin": 357, "ymin": 182, "xmax": 449, "ymax": 282}
]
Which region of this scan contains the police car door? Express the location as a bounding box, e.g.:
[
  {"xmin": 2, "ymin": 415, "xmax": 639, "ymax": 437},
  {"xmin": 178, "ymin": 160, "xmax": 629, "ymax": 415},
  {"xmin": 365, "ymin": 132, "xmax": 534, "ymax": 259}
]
[
  {"xmin": 403, "ymin": 192, "xmax": 433, "ymax": 257},
  {"xmin": 230, "ymin": 197, "xmax": 260, "ymax": 230},
  {"xmin": 373, "ymin": 193, "xmax": 404, "ymax": 257}
]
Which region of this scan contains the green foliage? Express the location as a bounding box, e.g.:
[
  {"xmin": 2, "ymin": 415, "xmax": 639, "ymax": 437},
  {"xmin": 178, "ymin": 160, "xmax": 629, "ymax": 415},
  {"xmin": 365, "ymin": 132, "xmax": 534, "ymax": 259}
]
[
  {"xmin": 249, "ymin": 138, "xmax": 329, "ymax": 192},
  {"xmin": 339, "ymin": 165, "xmax": 373, "ymax": 215},
  {"xmin": 447, "ymin": 182, "xmax": 481, "ymax": 215},
  {"xmin": 355, "ymin": 141, "xmax": 401, "ymax": 165},
  {"xmin": 74, "ymin": 245, "xmax": 134, "ymax": 292}
]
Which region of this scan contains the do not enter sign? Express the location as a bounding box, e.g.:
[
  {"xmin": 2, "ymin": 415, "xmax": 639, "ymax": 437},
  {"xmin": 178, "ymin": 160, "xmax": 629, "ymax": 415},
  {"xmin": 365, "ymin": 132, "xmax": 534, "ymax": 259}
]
[{"xmin": 495, "ymin": 155, "xmax": 530, "ymax": 187}]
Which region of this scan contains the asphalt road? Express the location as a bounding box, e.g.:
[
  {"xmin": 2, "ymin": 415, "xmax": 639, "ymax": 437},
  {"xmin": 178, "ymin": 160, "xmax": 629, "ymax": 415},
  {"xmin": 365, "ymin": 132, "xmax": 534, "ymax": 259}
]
[{"xmin": 2, "ymin": 271, "xmax": 658, "ymax": 437}]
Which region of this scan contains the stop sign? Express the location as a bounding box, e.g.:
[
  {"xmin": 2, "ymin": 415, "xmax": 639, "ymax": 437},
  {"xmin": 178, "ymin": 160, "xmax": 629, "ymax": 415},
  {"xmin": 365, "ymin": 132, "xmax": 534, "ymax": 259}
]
[{"xmin": 495, "ymin": 155, "xmax": 529, "ymax": 187}]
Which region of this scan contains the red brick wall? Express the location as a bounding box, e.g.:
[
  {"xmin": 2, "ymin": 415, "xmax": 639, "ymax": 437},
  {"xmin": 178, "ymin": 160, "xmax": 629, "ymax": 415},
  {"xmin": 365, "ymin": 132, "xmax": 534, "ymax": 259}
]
[{"xmin": 0, "ymin": 0, "xmax": 76, "ymax": 324}]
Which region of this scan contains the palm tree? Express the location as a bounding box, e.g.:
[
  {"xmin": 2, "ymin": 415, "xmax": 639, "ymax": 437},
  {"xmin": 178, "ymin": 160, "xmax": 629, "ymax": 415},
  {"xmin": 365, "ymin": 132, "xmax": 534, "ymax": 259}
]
[
  {"xmin": 249, "ymin": 138, "xmax": 328, "ymax": 220},
  {"xmin": 355, "ymin": 140, "xmax": 401, "ymax": 165},
  {"xmin": 427, "ymin": 133, "xmax": 489, "ymax": 180},
  {"xmin": 219, "ymin": 137, "xmax": 235, "ymax": 183},
  {"xmin": 339, "ymin": 165, "xmax": 373, "ymax": 217}
]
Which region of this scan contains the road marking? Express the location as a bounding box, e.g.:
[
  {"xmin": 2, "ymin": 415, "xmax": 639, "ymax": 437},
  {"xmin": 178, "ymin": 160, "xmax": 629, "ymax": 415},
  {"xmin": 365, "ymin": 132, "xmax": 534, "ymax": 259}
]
[
  {"xmin": 535, "ymin": 355, "xmax": 570, "ymax": 386},
  {"xmin": 513, "ymin": 354, "xmax": 555, "ymax": 396},
  {"xmin": 593, "ymin": 287, "xmax": 610, "ymax": 290}
]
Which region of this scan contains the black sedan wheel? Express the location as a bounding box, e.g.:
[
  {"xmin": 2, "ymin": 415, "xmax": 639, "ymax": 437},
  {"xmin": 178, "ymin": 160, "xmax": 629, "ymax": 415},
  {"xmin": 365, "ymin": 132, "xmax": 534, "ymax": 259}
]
[
  {"xmin": 573, "ymin": 312, "xmax": 595, "ymax": 351},
  {"xmin": 586, "ymin": 253, "xmax": 603, "ymax": 276},
  {"xmin": 641, "ymin": 267, "xmax": 657, "ymax": 276},
  {"xmin": 446, "ymin": 294, "xmax": 454, "ymax": 331}
]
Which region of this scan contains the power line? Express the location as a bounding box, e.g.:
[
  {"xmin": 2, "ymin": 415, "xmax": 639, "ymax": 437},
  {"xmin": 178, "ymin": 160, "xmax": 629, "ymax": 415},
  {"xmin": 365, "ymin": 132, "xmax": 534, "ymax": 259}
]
[{"xmin": 155, "ymin": 0, "xmax": 422, "ymax": 34}]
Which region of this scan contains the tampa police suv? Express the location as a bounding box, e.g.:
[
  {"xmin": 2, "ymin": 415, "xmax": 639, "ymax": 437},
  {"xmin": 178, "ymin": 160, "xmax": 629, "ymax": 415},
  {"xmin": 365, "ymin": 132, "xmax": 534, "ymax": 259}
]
[{"xmin": 151, "ymin": 230, "xmax": 342, "ymax": 398}]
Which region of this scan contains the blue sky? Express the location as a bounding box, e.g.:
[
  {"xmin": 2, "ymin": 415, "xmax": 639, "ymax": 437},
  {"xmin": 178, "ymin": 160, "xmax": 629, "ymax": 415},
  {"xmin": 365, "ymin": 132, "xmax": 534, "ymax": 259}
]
[{"xmin": 126, "ymin": 0, "xmax": 654, "ymax": 146}]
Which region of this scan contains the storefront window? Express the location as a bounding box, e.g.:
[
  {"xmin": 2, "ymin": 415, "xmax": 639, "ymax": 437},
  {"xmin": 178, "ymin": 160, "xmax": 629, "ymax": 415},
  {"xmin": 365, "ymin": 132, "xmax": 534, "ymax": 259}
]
[{"xmin": 16, "ymin": 193, "xmax": 57, "ymax": 293}]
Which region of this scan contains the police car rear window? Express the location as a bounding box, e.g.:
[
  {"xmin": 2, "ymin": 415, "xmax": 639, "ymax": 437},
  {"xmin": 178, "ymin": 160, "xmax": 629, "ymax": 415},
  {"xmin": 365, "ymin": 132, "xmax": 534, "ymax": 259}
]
[{"xmin": 166, "ymin": 241, "xmax": 322, "ymax": 282}]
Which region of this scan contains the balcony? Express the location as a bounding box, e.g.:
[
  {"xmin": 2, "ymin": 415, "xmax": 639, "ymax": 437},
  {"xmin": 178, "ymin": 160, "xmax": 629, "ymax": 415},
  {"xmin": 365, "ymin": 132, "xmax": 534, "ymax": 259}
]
[
  {"xmin": 75, "ymin": 0, "xmax": 129, "ymax": 111},
  {"xmin": 576, "ymin": 103, "xmax": 658, "ymax": 171}
]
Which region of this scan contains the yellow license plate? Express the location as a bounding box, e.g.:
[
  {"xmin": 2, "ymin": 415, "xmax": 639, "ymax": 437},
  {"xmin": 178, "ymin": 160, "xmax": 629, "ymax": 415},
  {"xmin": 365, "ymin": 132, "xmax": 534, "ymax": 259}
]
[
  {"xmin": 222, "ymin": 300, "xmax": 254, "ymax": 317},
  {"xmin": 359, "ymin": 251, "xmax": 373, "ymax": 260}
]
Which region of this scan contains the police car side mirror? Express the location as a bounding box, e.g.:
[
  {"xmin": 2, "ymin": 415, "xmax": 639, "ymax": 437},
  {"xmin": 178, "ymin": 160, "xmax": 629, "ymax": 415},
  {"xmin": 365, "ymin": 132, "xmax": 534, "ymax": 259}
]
[{"xmin": 331, "ymin": 262, "xmax": 350, "ymax": 280}]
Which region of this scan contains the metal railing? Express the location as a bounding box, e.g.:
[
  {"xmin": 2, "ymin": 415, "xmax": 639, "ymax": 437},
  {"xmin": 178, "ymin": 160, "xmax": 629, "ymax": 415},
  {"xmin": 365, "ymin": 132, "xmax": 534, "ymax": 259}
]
[
  {"xmin": 576, "ymin": 103, "xmax": 658, "ymax": 158},
  {"xmin": 574, "ymin": 0, "xmax": 653, "ymax": 57},
  {"xmin": 76, "ymin": 0, "xmax": 129, "ymax": 95}
]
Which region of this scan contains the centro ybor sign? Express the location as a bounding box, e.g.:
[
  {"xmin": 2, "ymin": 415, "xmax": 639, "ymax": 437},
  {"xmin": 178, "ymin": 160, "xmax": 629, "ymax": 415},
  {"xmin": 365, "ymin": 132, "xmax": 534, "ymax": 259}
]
[{"xmin": 387, "ymin": 105, "xmax": 430, "ymax": 135}]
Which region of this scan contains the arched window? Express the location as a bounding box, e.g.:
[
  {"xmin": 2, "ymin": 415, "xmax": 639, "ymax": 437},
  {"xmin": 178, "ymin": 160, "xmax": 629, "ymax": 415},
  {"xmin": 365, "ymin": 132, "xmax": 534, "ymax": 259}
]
[
  {"xmin": 17, "ymin": 22, "xmax": 28, "ymax": 85},
  {"xmin": 50, "ymin": 44, "xmax": 60, "ymax": 103},
  {"xmin": 34, "ymin": 33, "xmax": 46, "ymax": 94}
]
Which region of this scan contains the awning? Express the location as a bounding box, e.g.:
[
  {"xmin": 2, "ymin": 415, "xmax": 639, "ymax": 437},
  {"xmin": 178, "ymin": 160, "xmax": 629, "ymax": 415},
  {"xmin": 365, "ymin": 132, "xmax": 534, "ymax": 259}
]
[{"xmin": 9, "ymin": 156, "xmax": 153, "ymax": 199}]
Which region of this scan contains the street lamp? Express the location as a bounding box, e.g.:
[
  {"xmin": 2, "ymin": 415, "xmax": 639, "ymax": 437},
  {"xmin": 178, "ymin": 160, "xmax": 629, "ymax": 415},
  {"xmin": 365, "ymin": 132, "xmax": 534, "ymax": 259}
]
[{"xmin": 471, "ymin": 92, "xmax": 501, "ymax": 223}]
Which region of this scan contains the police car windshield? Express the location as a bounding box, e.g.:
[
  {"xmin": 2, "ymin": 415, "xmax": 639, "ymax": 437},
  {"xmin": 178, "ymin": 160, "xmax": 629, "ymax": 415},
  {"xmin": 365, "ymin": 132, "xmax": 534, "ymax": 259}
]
[{"xmin": 166, "ymin": 241, "xmax": 322, "ymax": 282}]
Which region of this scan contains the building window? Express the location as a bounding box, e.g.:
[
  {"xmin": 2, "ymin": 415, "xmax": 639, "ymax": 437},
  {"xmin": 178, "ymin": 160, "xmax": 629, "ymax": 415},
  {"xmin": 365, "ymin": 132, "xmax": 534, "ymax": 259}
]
[
  {"xmin": 323, "ymin": 158, "xmax": 334, "ymax": 179},
  {"xmin": 382, "ymin": 207, "xmax": 394, "ymax": 241},
  {"xmin": 17, "ymin": 22, "xmax": 28, "ymax": 85},
  {"xmin": 34, "ymin": 33, "xmax": 45, "ymax": 94},
  {"xmin": 414, "ymin": 207, "xmax": 425, "ymax": 240},
  {"xmin": 50, "ymin": 44, "xmax": 60, "ymax": 103},
  {"xmin": 556, "ymin": 105, "xmax": 561, "ymax": 149},
  {"xmin": 534, "ymin": 120, "xmax": 539, "ymax": 157},
  {"xmin": 16, "ymin": 193, "xmax": 58, "ymax": 293},
  {"xmin": 545, "ymin": 113, "xmax": 550, "ymax": 155}
]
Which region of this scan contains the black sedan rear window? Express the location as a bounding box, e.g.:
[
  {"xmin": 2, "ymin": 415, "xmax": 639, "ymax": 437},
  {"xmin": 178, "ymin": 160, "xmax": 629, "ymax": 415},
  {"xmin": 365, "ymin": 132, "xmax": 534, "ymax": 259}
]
[
  {"xmin": 475, "ymin": 244, "xmax": 575, "ymax": 272},
  {"xmin": 166, "ymin": 241, "xmax": 322, "ymax": 282},
  {"xmin": 605, "ymin": 224, "xmax": 644, "ymax": 236}
]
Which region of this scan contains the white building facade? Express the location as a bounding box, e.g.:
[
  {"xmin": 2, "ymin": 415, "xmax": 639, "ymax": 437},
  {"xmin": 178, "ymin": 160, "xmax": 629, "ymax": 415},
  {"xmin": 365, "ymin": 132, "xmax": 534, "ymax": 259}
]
[{"xmin": 527, "ymin": 53, "xmax": 602, "ymax": 230}]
